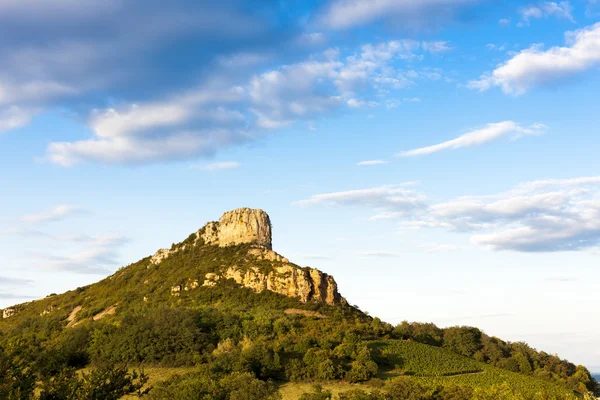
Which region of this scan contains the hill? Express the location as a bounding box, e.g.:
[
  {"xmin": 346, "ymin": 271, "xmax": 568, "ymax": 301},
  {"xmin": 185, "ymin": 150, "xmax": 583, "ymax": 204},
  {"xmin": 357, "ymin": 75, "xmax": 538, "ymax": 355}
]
[{"xmin": 0, "ymin": 208, "xmax": 597, "ymax": 399}]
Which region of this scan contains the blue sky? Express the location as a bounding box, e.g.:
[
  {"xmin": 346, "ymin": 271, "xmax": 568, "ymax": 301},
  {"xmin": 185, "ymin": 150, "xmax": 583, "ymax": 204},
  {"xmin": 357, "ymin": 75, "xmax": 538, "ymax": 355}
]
[{"xmin": 1, "ymin": 0, "xmax": 600, "ymax": 370}]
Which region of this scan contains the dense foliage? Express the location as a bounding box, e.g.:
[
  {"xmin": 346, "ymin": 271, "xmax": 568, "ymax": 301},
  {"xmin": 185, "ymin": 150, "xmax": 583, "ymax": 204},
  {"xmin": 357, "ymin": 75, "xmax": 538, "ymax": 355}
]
[{"xmin": 0, "ymin": 239, "xmax": 597, "ymax": 399}]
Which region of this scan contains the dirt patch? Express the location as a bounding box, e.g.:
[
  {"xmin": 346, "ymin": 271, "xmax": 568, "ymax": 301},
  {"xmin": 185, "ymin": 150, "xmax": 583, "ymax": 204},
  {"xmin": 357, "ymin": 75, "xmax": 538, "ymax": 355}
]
[
  {"xmin": 284, "ymin": 309, "xmax": 327, "ymax": 318},
  {"xmin": 92, "ymin": 305, "xmax": 117, "ymax": 321},
  {"xmin": 66, "ymin": 306, "xmax": 82, "ymax": 327}
]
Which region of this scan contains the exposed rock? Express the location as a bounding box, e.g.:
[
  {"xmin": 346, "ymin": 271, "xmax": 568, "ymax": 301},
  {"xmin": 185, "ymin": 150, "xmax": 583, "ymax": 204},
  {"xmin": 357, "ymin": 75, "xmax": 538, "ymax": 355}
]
[
  {"xmin": 217, "ymin": 264, "xmax": 344, "ymax": 306},
  {"xmin": 93, "ymin": 305, "xmax": 116, "ymax": 321},
  {"xmin": 184, "ymin": 279, "xmax": 199, "ymax": 291},
  {"xmin": 203, "ymin": 273, "xmax": 220, "ymax": 287},
  {"xmin": 202, "ymin": 208, "xmax": 272, "ymax": 249},
  {"xmin": 2, "ymin": 307, "xmax": 16, "ymax": 319},
  {"xmin": 248, "ymin": 247, "xmax": 289, "ymax": 263},
  {"xmin": 171, "ymin": 285, "xmax": 183, "ymax": 296},
  {"xmin": 66, "ymin": 306, "xmax": 82, "ymax": 327},
  {"xmin": 150, "ymin": 248, "xmax": 173, "ymax": 265},
  {"xmin": 41, "ymin": 305, "xmax": 57, "ymax": 316}
]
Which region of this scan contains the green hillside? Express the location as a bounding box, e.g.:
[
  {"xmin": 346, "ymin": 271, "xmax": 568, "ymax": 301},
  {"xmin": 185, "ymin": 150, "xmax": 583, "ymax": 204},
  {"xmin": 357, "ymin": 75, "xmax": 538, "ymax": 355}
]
[{"xmin": 0, "ymin": 214, "xmax": 597, "ymax": 400}]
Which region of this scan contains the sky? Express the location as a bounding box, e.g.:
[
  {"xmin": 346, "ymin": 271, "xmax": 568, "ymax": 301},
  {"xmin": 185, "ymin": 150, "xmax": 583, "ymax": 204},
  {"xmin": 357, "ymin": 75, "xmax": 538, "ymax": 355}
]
[{"xmin": 1, "ymin": 0, "xmax": 600, "ymax": 371}]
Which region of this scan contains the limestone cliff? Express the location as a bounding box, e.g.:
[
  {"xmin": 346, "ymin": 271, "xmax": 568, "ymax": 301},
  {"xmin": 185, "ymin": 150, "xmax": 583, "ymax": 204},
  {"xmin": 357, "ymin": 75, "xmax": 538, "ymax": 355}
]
[
  {"xmin": 202, "ymin": 247, "xmax": 344, "ymax": 306},
  {"xmin": 201, "ymin": 208, "xmax": 272, "ymax": 249},
  {"xmin": 154, "ymin": 207, "xmax": 345, "ymax": 306}
]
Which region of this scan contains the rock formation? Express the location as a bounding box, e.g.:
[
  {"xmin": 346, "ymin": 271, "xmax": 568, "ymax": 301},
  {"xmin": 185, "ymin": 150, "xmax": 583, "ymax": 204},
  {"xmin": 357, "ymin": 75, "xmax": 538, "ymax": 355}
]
[
  {"xmin": 201, "ymin": 208, "xmax": 272, "ymax": 249},
  {"xmin": 150, "ymin": 208, "xmax": 272, "ymax": 266},
  {"xmin": 2, "ymin": 307, "xmax": 16, "ymax": 319},
  {"xmin": 203, "ymin": 263, "xmax": 343, "ymax": 306},
  {"xmin": 154, "ymin": 207, "xmax": 345, "ymax": 305}
]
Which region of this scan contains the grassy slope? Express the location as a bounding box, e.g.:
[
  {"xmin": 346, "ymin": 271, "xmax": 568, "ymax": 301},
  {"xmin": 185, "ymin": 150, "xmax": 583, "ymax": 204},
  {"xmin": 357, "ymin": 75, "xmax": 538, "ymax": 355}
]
[{"xmin": 0, "ymin": 242, "xmax": 347, "ymax": 333}]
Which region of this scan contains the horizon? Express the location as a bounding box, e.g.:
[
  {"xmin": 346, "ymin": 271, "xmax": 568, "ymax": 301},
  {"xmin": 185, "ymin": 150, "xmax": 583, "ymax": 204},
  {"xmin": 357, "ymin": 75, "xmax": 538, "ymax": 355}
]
[{"xmin": 1, "ymin": 0, "xmax": 599, "ymax": 372}]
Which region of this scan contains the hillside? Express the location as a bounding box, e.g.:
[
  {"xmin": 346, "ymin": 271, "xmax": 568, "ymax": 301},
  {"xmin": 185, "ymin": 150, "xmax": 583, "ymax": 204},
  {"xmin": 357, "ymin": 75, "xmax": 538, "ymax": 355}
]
[{"xmin": 0, "ymin": 208, "xmax": 597, "ymax": 400}]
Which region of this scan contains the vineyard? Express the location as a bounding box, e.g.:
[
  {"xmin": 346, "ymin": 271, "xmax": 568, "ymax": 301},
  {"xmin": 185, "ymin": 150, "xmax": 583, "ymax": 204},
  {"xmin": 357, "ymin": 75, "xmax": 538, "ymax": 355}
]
[
  {"xmin": 370, "ymin": 339, "xmax": 581, "ymax": 399},
  {"xmin": 371, "ymin": 339, "xmax": 483, "ymax": 377}
]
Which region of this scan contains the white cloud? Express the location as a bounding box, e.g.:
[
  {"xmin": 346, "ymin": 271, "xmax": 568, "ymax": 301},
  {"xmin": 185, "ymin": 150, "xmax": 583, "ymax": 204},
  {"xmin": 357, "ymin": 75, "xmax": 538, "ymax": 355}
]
[
  {"xmin": 294, "ymin": 185, "xmax": 427, "ymax": 214},
  {"xmin": 499, "ymin": 18, "xmax": 511, "ymax": 25},
  {"xmin": 518, "ymin": 1, "xmax": 574, "ymax": 26},
  {"xmin": 356, "ymin": 160, "xmax": 389, "ymax": 166},
  {"xmin": 422, "ymin": 41, "xmax": 453, "ymax": 53},
  {"xmin": 298, "ymin": 176, "xmax": 600, "ymax": 252},
  {"xmin": 22, "ymin": 205, "xmax": 83, "ymax": 224},
  {"xmin": 397, "ymin": 121, "xmax": 546, "ymax": 157},
  {"xmin": 46, "ymin": 40, "xmax": 445, "ymax": 166},
  {"xmin": 0, "ymin": 106, "xmax": 38, "ymax": 133},
  {"xmin": 423, "ymin": 177, "xmax": 600, "ymax": 252},
  {"xmin": 195, "ymin": 161, "xmax": 241, "ymax": 171},
  {"xmin": 468, "ymin": 23, "xmax": 600, "ymax": 95},
  {"xmin": 318, "ymin": 0, "xmax": 479, "ymax": 30}
]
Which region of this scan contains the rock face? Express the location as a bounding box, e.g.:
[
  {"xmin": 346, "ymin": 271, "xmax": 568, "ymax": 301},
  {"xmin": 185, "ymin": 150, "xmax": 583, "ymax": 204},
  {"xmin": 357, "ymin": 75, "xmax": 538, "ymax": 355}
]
[
  {"xmin": 202, "ymin": 247, "xmax": 344, "ymax": 306},
  {"xmin": 2, "ymin": 308, "xmax": 16, "ymax": 319},
  {"xmin": 202, "ymin": 208, "xmax": 272, "ymax": 249}
]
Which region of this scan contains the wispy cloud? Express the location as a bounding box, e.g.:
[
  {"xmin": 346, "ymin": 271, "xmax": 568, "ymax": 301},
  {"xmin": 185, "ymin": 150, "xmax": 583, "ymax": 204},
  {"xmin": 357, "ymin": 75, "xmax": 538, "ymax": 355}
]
[
  {"xmin": 45, "ymin": 39, "xmax": 447, "ymax": 166},
  {"xmin": 356, "ymin": 160, "xmax": 389, "ymax": 166},
  {"xmin": 297, "ymin": 176, "xmax": 600, "ymax": 253},
  {"xmin": 294, "ymin": 185, "xmax": 426, "ymax": 218},
  {"xmin": 518, "ymin": 2, "xmax": 574, "ymax": 26},
  {"xmin": 0, "ymin": 292, "xmax": 36, "ymax": 300},
  {"xmin": 317, "ymin": 0, "xmax": 480, "ymax": 30},
  {"xmin": 397, "ymin": 121, "xmax": 546, "ymax": 157},
  {"xmin": 30, "ymin": 234, "xmax": 130, "ymax": 274},
  {"xmin": 0, "ymin": 276, "xmax": 34, "ymax": 285},
  {"xmin": 22, "ymin": 205, "xmax": 83, "ymax": 224},
  {"xmin": 468, "ymin": 23, "xmax": 600, "ymax": 95},
  {"xmin": 0, "ymin": 106, "xmax": 38, "ymax": 133},
  {"xmin": 194, "ymin": 161, "xmax": 241, "ymax": 171}
]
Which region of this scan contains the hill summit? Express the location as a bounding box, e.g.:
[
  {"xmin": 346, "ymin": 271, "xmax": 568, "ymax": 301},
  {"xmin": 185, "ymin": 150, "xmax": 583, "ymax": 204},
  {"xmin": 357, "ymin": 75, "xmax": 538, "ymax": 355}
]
[{"xmin": 148, "ymin": 207, "xmax": 345, "ymax": 306}]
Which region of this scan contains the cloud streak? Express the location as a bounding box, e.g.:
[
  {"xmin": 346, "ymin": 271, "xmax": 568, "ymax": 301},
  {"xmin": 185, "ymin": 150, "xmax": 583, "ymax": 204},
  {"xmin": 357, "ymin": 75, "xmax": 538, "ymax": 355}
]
[
  {"xmin": 294, "ymin": 185, "xmax": 427, "ymax": 216},
  {"xmin": 518, "ymin": 2, "xmax": 574, "ymax": 26},
  {"xmin": 195, "ymin": 161, "xmax": 241, "ymax": 171},
  {"xmin": 317, "ymin": 0, "xmax": 480, "ymax": 30},
  {"xmin": 22, "ymin": 205, "xmax": 83, "ymax": 224},
  {"xmin": 357, "ymin": 160, "xmax": 389, "ymax": 166},
  {"xmin": 31, "ymin": 234, "xmax": 130, "ymax": 274},
  {"xmin": 397, "ymin": 121, "xmax": 546, "ymax": 157}
]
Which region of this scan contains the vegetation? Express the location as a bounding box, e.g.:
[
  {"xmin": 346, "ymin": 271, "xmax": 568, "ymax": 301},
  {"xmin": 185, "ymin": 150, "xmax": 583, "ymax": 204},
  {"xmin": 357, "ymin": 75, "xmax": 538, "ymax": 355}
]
[{"xmin": 0, "ymin": 232, "xmax": 597, "ymax": 399}]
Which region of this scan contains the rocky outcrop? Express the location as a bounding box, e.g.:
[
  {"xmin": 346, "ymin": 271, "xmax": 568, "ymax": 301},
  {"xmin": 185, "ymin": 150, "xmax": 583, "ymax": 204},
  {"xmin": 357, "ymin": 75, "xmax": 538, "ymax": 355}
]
[
  {"xmin": 202, "ymin": 208, "xmax": 272, "ymax": 249},
  {"xmin": 152, "ymin": 207, "xmax": 345, "ymax": 306},
  {"xmin": 2, "ymin": 307, "xmax": 16, "ymax": 319},
  {"xmin": 203, "ymin": 262, "xmax": 344, "ymax": 306},
  {"xmin": 151, "ymin": 208, "xmax": 272, "ymax": 266}
]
